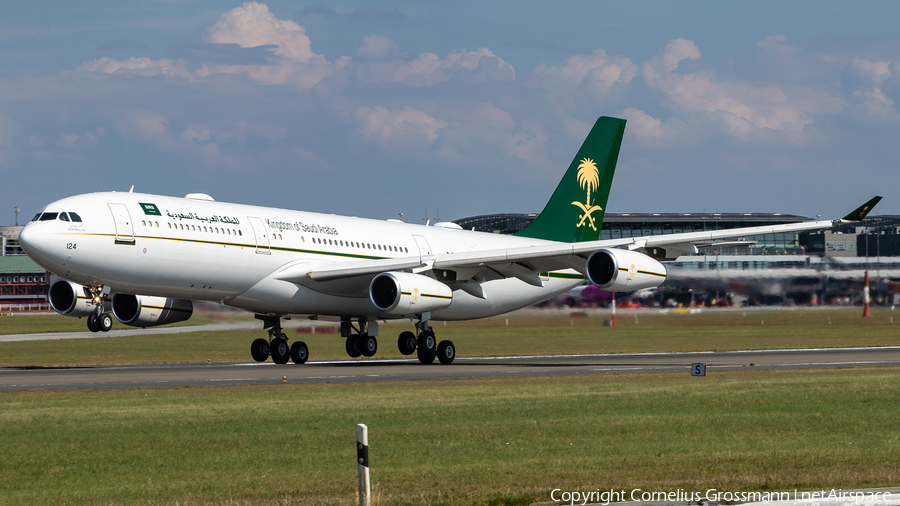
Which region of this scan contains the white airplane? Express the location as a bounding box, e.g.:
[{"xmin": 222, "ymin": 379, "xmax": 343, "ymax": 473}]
[{"xmin": 19, "ymin": 116, "xmax": 881, "ymax": 365}]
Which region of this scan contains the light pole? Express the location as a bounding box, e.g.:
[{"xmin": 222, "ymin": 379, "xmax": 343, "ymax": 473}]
[{"xmin": 14, "ymin": 207, "xmax": 19, "ymax": 226}]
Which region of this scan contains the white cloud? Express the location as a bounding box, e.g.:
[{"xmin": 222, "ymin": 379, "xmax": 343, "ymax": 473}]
[
  {"xmin": 643, "ymin": 38, "xmax": 845, "ymax": 136},
  {"xmin": 355, "ymin": 106, "xmax": 446, "ymax": 147},
  {"xmin": 206, "ymin": 2, "xmax": 316, "ymax": 63},
  {"xmin": 80, "ymin": 3, "xmax": 347, "ymax": 90},
  {"xmin": 533, "ymin": 48, "xmax": 637, "ymax": 92},
  {"xmin": 181, "ymin": 126, "xmax": 211, "ymax": 143},
  {"xmin": 618, "ymin": 108, "xmax": 690, "ymax": 147},
  {"xmin": 119, "ymin": 110, "xmax": 168, "ymax": 140},
  {"xmin": 756, "ymin": 34, "xmax": 798, "ymax": 55},
  {"xmin": 58, "ymin": 128, "xmax": 102, "ymax": 149},
  {"xmin": 851, "ymin": 57, "xmax": 891, "ymax": 86},
  {"xmin": 356, "ymin": 48, "xmax": 514, "ymax": 86},
  {"xmin": 356, "ymin": 34, "xmax": 398, "ymax": 60},
  {"xmin": 79, "ymin": 3, "xmax": 510, "ymax": 91},
  {"xmin": 853, "ymin": 88, "xmax": 895, "ymax": 117},
  {"xmin": 78, "ymin": 57, "xmax": 191, "ymax": 79}
]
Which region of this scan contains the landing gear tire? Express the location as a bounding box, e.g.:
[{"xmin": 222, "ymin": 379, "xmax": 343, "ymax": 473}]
[
  {"xmin": 417, "ymin": 346, "xmax": 435, "ymax": 364},
  {"xmin": 398, "ymin": 331, "xmax": 417, "ymax": 355},
  {"xmin": 418, "ymin": 330, "xmax": 436, "ymax": 352},
  {"xmin": 437, "ymin": 340, "xmax": 456, "ymax": 364},
  {"xmin": 271, "ymin": 337, "xmax": 290, "ymax": 364},
  {"xmin": 98, "ymin": 313, "xmax": 113, "ymax": 332},
  {"xmin": 361, "ymin": 335, "xmax": 378, "ymax": 357},
  {"xmin": 250, "ymin": 338, "xmax": 270, "ymax": 362},
  {"xmin": 346, "ymin": 335, "xmax": 362, "ymax": 358},
  {"xmin": 290, "ymin": 341, "xmax": 309, "ymax": 364},
  {"xmin": 87, "ymin": 314, "xmax": 99, "ymax": 333}
]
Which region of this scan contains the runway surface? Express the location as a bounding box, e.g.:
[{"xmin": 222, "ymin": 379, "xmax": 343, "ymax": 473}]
[{"xmin": 3, "ymin": 346, "xmax": 900, "ymax": 390}]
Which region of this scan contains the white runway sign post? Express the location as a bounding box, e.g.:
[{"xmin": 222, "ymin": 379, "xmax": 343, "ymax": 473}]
[{"xmin": 356, "ymin": 424, "xmax": 370, "ymax": 506}]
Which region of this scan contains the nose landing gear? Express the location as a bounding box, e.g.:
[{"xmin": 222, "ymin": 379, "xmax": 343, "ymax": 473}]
[{"xmin": 85, "ymin": 285, "xmax": 112, "ymax": 333}]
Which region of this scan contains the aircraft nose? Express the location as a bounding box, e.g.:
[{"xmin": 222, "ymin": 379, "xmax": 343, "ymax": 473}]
[{"xmin": 18, "ymin": 223, "xmax": 48, "ymax": 259}]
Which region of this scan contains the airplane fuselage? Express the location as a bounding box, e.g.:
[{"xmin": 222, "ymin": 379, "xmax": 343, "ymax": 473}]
[{"xmin": 20, "ymin": 191, "xmax": 584, "ymax": 321}]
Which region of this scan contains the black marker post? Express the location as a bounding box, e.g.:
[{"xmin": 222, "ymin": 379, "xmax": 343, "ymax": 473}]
[{"xmin": 356, "ymin": 424, "xmax": 370, "ymax": 506}]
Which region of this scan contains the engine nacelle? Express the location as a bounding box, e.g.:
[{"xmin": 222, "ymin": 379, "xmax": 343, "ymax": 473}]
[
  {"xmin": 48, "ymin": 280, "xmax": 97, "ymax": 317},
  {"xmin": 370, "ymin": 272, "xmax": 453, "ymax": 315},
  {"xmin": 585, "ymin": 248, "xmax": 667, "ymax": 291},
  {"xmin": 112, "ymin": 294, "xmax": 193, "ymax": 327}
]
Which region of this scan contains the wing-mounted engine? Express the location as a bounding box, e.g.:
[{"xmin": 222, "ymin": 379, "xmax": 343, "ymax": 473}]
[
  {"xmin": 48, "ymin": 280, "xmax": 98, "ymax": 317},
  {"xmin": 370, "ymin": 272, "xmax": 452, "ymax": 315},
  {"xmin": 585, "ymin": 248, "xmax": 667, "ymax": 291},
  {"xmin": 111, "ymin": 294, "xmax": 193, "ymax": 327}
]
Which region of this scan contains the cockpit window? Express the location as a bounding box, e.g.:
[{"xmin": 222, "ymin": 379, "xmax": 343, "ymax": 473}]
[
  {"xmin": 59, "ymin": 213, "xmax": 70, "ymax": 222},
  {"xmin": 69, "ymin": 212, "xmax": 83, "ymax": 222},
  {"xmin": 39, "ymin": 213, "xmax": 58, "ymax": 221},
  {"xmin": 31, "ymin": 214, "xmax": 41, "ymax": 222}
]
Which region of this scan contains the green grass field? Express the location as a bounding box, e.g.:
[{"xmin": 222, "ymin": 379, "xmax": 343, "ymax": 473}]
[
  {"xmin": 2, "ymin": 309, "xmax": 899, "ymax": 506},
  {"xmin": 2, "ymin": 308, "xmax": 899, "ymax": 367},
  {"xmin": 1, "ymin": 368, "xmax": 899, "ymax": 506}
]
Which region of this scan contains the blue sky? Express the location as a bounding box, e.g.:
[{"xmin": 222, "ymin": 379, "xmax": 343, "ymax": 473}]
[{"xmin": 2, "ymin": 1, "xmax": 899, "ymax": 224}]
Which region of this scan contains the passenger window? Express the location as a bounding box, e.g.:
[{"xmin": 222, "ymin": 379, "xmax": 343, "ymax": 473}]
[
  {"xmin": 69, "ymin": 212, "xmax": 82, "ymax": 222},
  {"xmin": 39, "ymin": 212, "xmax": 58, "ymax": 221},
  {"xmin": 60, "ymin": 213, "xmax": 70, "ymax": 222},
  {"xmin": 142, "ymin": 220, "xmax": 146, "ymax": 226},
  {"xmin": 238, "ymin": 230, "xmax": 242, "ymax": 236}
]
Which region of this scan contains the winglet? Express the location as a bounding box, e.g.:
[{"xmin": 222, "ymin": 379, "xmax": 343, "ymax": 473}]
[{"xmin": 841, "ymin": 196, "xmax": 882, "ymax": 221}]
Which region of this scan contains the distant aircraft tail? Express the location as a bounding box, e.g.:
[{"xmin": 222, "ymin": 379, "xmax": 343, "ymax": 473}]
[{"xmin": 515, "ymin": 116, "xmax": 626, "ymax": 242}]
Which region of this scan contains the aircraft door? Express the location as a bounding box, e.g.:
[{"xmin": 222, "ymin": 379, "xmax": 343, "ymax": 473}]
[
  {"xmin": 247, "ymin": 217, "xmax": 270, "ymax": 254},
  {"xmin": 108, "ymin": 203, "xmax": 135, "ymax": 244},
  {"xmin": 412, "ymin": 235, "xmax": 432, "ymax": 261}
]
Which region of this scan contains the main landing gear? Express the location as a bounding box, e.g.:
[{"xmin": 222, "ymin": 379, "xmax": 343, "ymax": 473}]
[
  {"xmin": 344, "ymin": 315, "xmax": 455, "ymax": 364},
  {"xmin": 341, "ymin": 318, "xmax": 378, "ymax": 358},
  {"xmin": 406, "ymin": 318, "xmax": 455, "ymax": 365},
  {"xmin": 251, "ymin": 314, "xmax": 308, "ymax": 365}
]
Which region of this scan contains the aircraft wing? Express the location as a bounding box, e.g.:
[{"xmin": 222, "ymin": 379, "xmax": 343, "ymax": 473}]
[
  {"xmin": 276, "ymin": 257, "xmax": 424, "ymax": 283},
  {"xmin": 297, "ymin": 196, "xmax": 881, "ymax": 285},
  {"xmin": 433, "ymin": 196, "xmax": 882, "ymax": 280}
]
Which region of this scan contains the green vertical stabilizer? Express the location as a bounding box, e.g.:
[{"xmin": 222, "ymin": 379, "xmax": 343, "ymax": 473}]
[{"xmin": 515, "ymin": 116, "xmax": 626, "ymax": 242}]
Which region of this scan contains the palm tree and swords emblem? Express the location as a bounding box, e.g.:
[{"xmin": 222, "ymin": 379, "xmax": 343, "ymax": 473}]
[{"xmin": 572, "ymin": 157, "xmax": 603, "ymax": 231}]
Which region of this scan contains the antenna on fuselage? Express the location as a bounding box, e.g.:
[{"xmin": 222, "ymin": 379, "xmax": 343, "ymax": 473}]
[{"xmin": 129, "ymin": 185, "xmax": 134, "ymax": 193}]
